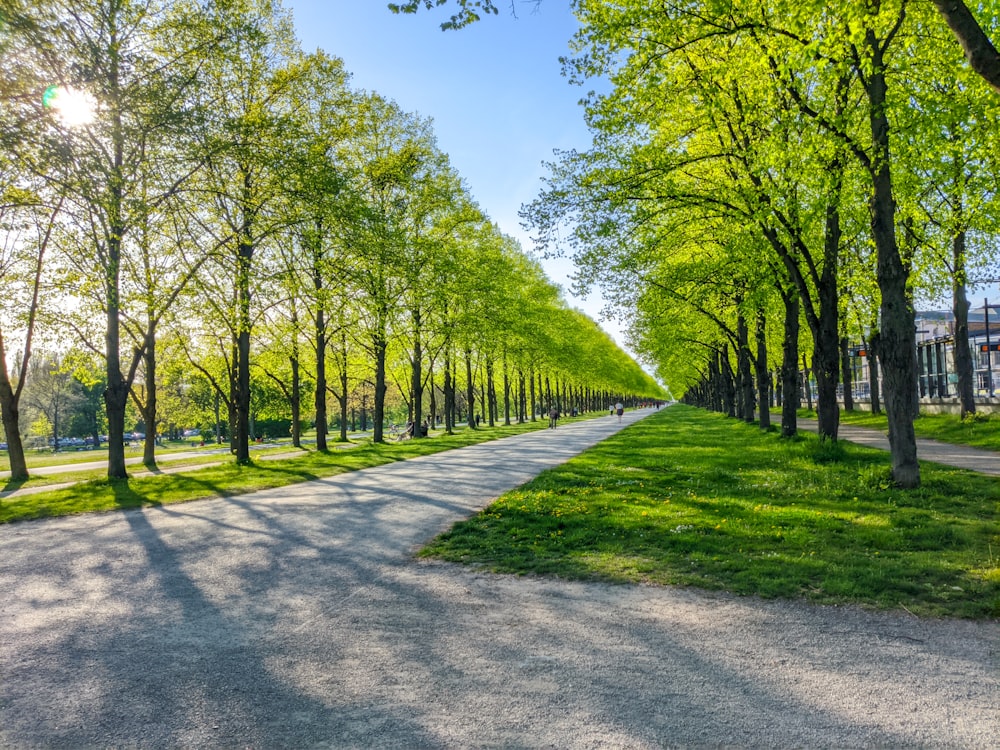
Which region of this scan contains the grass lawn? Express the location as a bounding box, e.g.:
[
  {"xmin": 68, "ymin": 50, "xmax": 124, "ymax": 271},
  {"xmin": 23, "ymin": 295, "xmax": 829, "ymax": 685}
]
[
  {"xmin": 0, "ymin": 440, "xmax": 217, "ymax": 472},
  {"xmin": 0, "ymin": 418, "xmax": 568, "ymax": 524},
  {"xmin": 421, "ymin": 405, "xmax": 1000, "ymax": 620}
]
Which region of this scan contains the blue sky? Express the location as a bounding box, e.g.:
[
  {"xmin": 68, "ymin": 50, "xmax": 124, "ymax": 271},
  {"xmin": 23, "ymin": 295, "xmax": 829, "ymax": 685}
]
[{"xmin": 285, "ymin": 1, "xmax": 620, "ymax": 337}]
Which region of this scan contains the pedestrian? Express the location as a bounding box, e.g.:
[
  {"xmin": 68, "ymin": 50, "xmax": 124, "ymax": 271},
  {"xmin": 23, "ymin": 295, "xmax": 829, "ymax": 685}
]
[
  {"xmin": 615, "ymin": 401, "xmax": 624, "ymax": 422},
  {"xmin": 548, "ymin": 406, "xmax": 559, "ymax": 429}
]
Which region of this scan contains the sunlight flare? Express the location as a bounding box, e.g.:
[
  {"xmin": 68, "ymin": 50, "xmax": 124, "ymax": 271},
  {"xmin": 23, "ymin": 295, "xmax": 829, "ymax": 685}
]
[{"xmin": 43, "ymin": 85, "xmax": 96, "ymax": 127}]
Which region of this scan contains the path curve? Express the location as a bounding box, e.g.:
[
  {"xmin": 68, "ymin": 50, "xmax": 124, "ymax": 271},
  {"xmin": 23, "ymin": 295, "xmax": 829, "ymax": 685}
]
[{"xmin": 1, "ymin": 408, "xmax": 997, "ymax": 748}]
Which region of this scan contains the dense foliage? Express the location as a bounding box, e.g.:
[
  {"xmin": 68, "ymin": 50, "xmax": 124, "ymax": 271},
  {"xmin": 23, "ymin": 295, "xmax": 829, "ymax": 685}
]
[{"xmin": 0, "ymin": 0, "xmax": 661, "ymax": 480}]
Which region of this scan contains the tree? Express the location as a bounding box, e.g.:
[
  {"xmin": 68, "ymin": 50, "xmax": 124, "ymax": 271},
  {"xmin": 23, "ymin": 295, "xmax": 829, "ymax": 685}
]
[
  {"xmin": 335, "ymin": 94, "xmax": 439, "ymax": 442},
  {"xmin": 192, "ymin": 0, "xmax": 306, "ymax": 463},
  {"xmin": 21, "ymin": 352, "xmax": 83, "ymax": 451},
  {"xmin": 11, "ymin": 0, "xmax": 226, "ymax": 479},
  {"xmin": 281, "ymin": 51, "xmax": 354, "ymax": 451},
  {"xmin": 0, "ymin": 187, "xmax": 61, "ymax": 479}
]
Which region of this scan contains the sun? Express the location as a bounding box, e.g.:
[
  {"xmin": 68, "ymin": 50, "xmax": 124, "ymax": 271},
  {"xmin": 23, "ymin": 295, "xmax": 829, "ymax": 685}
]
[{"xmin": 43, "ymin": 85, "xmax": 97, "ymax": 127}]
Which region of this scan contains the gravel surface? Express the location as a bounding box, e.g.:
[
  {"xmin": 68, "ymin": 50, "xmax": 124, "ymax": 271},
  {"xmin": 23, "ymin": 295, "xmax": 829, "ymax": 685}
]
[{"xmin": 2, "ymin": 409, "xmax": 997, "ymax": 748}]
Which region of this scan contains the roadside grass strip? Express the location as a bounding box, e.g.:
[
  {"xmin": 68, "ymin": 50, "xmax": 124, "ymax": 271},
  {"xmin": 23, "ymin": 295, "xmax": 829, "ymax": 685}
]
[{"xmin": 421, "ymin": 405, "xmax": 1000, "ymax": 619}]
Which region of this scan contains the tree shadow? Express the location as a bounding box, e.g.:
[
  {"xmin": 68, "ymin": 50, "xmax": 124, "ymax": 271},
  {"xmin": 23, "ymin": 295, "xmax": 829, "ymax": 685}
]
[{"xmin": 3, "ymin": 476, "xmax": 28, "ymax": 493}]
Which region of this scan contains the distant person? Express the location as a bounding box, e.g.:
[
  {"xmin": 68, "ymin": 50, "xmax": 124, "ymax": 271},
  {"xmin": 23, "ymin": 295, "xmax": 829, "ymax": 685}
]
[
  {"xmin": 615, "ymin": 402, "xmax": 624, "ymax": 422},
  {"xmin": 548, "ymin": 406, "xmax": 559, "ymax": 429}
]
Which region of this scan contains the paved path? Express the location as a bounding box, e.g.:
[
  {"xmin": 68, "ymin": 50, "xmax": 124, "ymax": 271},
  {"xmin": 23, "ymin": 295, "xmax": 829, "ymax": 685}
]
[
  {"xmin": 787, "ymin": 414, "xmax": 1000, "ymax": 475},
  {"xmin": 1, "ymin": 408, "xmax": 997, "ymax": 748}
]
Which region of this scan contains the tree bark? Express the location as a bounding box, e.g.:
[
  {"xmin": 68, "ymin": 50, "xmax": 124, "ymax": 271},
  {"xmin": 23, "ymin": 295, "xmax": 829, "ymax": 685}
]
[
  {"xmin": 737, "ymin": 309, "xmax": 755, "ymax": 423},
  {"xmin": 932, "ymin": 0, "xmax": 1000, "ymax": 94},
  {"xmin": 721, "ymin": 346, "xmax": 736, "ymax": 417},
  {"xmin": 866, "ymin": 28, "xmax": 919, "ymax": 487},
  {"xmin": 465, "ymin": 348, "xmax": 476, "ymax": 428},
  {"xmin": 410, "ymin": 308, "xmax": 424, "ymax": 437},
  {"xmin": 373, "ymin": 331, "xmax": 388, "ymax": 443},
  {"xmin": 486, "ymin": 358, "xmax": 497, "ymax": 426},
  {"xmin": 141, "ymin": 331, "xmax": 157, "ymax": 467},
  {"xmin": 314, "ymin": 284, "xmax": 328, "ymax": 452},
  {"xmin": 502, "ymin": 353, "xmax": 511, "ymax": 425},
  {"xmin": 289, "ymin": 348, "xmax": 301, "ymax": 448},
  {"xmin": 444, "ymin": 347, "xmax": 455, "ymax": 434},
  {"xmin": 755, "ymin": 311, "xmax": 770, "ymax": 430},
  {"xmin": 952, "ymin": 231, "xmax": 976, "ymax": 418},
  {"xmin": 0, "ymin": 331, "xmax": 28, "ymax": 481},
  {"xmin": 529, "ymin": 366, "xmax": 536, "ymax": 421},
  {"xmin": 234, "ymin": 230, "xmax": 252, "ymax": 464},
  {"xmin": 781, "ymin": 290, "xmax": 800, "ymax": 437}
]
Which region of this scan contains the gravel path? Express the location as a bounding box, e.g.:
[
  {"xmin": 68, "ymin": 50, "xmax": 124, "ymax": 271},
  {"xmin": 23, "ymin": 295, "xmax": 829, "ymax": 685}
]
[{"xmin": 1, "ymin": 409, "xmax": 997, "ymax": 748}]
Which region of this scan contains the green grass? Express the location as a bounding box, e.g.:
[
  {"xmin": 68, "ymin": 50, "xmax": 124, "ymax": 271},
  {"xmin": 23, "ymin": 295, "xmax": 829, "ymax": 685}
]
[
  {"xmin": 807, "ymin": 407, "xmax": 1000, "ymax": 452},
  {"xmin": 421, "ymin": 405, "xmax": 1000, "ymax": 619},
  {"xmin": 0, "ymin": 440, "xmax": 212, "ymax": 472},
  {"xmin": 0, "ymin": 419, "xmax": 560, "ymax": 524}
]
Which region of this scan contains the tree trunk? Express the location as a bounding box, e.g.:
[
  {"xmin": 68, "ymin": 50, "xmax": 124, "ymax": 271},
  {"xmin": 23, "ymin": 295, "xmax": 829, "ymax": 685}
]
[
  {"xmin": 502, "ymin": 353, "xmax": 511, "ymax": 425},
  {"xmin": 518, "ymin": 369, "xmax": 526, "ymax": 423},
  {"xmin": 290, "ymin": 350, "xmax": 301, "ymax": 448},
  {"xmin": 866, "ymin": 29, "xmax": 919, "ymax": 487},
  {"xmin": 338, "ymin": 357, "xmax": 349, "ymax": 443},
  {"xmin": 465, "ymin": 348, "xmax": 476, "ymax": 429},
  {"xmin": 755, "ymin": 311, "xmax": 770, "ymax": 431},
  {"xmin": 428, "ymin": 361, "xmax": 437, "ymax": 430},
  {"xmin": 781, "ymin": 292, "xmax": 798, "ymax": 439},
  {"xmin": 529, "ymin": 366, "xmax": 536, "ymax": 421},
  {"xmin": 812, "ymin": 197, "xmax": 842, "ymax": 442},
  {"xmin": 952, "ymin": 231, "xmax": 976, "ymax": 418},
  {"xmin": 486, "ymin": 358, "xmax": 497, "ymax": 427},
  {"xmin": 234, "ymin": 225, "xmax": 253, "ymax": 464},
  {"xmin": 932, "ymin": 0, "xmax": 1000, "ymax": 94},
  {"xmin": 0, "ymin": 332, "xmax": 28, "ymax": 480},
  {"xmin": 141, "ymin": 331, "xmax": 157, "ymax": 468},
  {"xmin": 373, "ymin": 332, "xmax": 388, "ymax": 443},
  {"xmin": 410, "ymin": 308, "xmax": 424, "ymax": 438},
  {"xmin": 314, "ymin": 307, "xmax": 328, "ymax": 451},
  {"xmin": 721, "ymin": 347, "xmax": 736, "ymax": 417},
  {"xmin": 737, "ymin": 309, "xmax": 755, "ymax": 423},
  {"xmin": 444, "ymin": 347, "xmax": 455, "ymax": 434}
]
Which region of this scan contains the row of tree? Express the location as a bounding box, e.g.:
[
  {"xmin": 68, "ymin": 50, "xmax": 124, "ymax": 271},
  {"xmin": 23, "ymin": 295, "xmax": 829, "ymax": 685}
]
[
  {"xmin": 0, "ymin": 0, "xmax": 662, "ymax": 482},
  {"xmin": 511, "ymin": 1, "xmax": 1000, "ymax": 489}
]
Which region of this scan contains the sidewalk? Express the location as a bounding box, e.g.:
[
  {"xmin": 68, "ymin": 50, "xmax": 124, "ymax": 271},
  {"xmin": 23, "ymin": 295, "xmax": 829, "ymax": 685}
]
[
  {"xmin": 787, "ymin": 413, "xmax": 1000, "ymax": 476},
  {"xmin": 1, "ymin": 407, "xmax": 996, "ymax": 748}
]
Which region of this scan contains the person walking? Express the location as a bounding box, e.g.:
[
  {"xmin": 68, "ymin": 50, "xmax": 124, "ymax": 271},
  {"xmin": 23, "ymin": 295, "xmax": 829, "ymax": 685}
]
[
  {"xmin": 615, "ymin": 402, "xmax": 624, "ymax": 422},
  {"xmin": 548, "ymin": 406, "xmax": 560, "ymax": 429}
]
